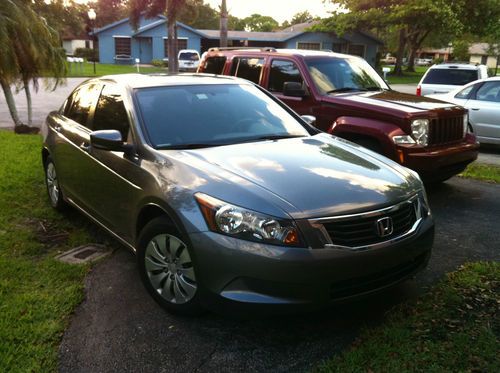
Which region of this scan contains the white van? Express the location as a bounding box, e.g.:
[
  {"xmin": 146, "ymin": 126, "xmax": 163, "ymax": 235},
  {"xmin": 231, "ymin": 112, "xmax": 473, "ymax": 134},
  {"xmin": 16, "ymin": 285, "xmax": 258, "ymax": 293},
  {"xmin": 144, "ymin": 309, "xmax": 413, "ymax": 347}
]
[{"xmin": 178, "ymin": 49, "xmax": 200, "ymax": 72}]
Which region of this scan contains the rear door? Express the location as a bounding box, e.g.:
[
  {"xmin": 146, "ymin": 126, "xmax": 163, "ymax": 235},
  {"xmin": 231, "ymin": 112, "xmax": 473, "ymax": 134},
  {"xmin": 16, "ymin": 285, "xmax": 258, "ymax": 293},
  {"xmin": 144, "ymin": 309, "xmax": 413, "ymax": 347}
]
[{"xmin": 465, "ymin": 81, "xmax": 500, "ymax": 141}]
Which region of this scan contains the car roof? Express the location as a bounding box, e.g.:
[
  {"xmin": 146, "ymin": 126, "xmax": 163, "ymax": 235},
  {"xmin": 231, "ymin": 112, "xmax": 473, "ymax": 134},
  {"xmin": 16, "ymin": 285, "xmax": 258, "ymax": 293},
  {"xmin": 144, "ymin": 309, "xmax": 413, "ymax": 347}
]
[
  {"xmin": 429, "ymin": 63, "xmax": 485, "ymax": 70},
  {"xmin": 91, "ymin": 73, "xmax": 246, "ymax": 89},
  {"xmin": 205, "ymin": 47, "xmax": 360, "ymax": 60}
]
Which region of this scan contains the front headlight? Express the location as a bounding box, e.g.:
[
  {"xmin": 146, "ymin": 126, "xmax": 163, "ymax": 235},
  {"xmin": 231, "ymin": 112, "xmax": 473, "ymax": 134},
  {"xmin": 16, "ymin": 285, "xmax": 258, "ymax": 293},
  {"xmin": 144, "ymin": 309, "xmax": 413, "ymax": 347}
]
[
  {"xmin": 418, "ymin": 189, "xmax": 432, "ymax": 218},
  {"xmin": 195, "ymin": 193, "xmax": 301, "ymax": 246},
  {"xmin": 411, "ymin": 119, "xmax": 429, "ymax": 146}
]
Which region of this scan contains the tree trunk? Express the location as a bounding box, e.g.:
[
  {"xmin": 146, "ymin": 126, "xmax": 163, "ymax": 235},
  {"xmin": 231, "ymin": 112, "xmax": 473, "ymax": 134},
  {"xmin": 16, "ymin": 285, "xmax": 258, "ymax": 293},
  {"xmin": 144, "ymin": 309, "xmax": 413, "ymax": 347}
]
[
  {"xmin": 23, "ymin": 77, "xmax": 33, "ymax": 126},
  {"xmin": 167, "ymin": 16, "xmax": 177, "ymax": 73},
  {"xmin": 406, "ymin": 48, "xmax": 416, "ymax": 72},
  {"xmin": 0, "ymin": 78, "xmax": 23, "ymax": 128},
  {"xmin": 393, "ymin": 28, "xmax": 406, "ymax": 75},
  {"xmin": 220, "ymin": 0, "xmax": 228, "ymax": 48}
]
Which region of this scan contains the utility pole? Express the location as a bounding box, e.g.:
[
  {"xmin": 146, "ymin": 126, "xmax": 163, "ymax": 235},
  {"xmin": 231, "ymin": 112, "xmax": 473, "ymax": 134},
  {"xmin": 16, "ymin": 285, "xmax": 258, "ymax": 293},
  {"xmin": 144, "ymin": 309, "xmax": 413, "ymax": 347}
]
[{"xmin": 220, "ymin": 0, "xmax": 228, "ymax": 48}]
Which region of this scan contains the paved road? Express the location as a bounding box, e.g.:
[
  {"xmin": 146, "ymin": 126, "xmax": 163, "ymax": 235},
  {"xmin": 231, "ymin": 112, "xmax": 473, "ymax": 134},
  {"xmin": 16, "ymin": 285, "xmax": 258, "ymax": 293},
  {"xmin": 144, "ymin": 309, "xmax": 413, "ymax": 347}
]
[
  {"xmin": 0, "ymin": 78, "xmax": 87, "ymax": 129},
  {"xmin": 59, "ymin": 177, "xmax": 500, "ymax": 373}
]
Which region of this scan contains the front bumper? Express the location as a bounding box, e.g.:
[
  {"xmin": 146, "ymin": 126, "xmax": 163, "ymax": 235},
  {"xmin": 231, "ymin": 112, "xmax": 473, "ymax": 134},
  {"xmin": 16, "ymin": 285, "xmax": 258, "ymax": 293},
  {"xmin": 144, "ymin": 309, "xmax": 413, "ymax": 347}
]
[
  {"xmin": 398, "ymin": 134, "xmax": 479, "ymax": 180},
  {"xmin": 188, "ymin": 217, "xmax": 434, "ymax": 309}
]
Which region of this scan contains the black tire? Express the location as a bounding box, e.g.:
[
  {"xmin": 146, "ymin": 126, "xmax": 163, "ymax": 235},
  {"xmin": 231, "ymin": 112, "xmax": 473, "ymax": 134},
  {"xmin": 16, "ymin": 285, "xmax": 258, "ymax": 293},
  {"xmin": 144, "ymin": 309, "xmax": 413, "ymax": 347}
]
[
  {"xmin": 44, "ymin": 156, "xmax": 67, "ymax": 211},
  {"xmin": 137, "ymin": 217, "xmax": 203, "ymax": 316}
]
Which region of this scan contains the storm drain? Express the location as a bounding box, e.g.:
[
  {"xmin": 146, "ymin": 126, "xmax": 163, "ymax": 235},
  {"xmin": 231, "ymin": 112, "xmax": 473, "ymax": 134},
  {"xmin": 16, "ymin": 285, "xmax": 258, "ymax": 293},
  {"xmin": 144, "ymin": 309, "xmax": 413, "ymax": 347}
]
[{"xmin": 56, "ymin": 244, "xmax": 112, "ymax": 264}]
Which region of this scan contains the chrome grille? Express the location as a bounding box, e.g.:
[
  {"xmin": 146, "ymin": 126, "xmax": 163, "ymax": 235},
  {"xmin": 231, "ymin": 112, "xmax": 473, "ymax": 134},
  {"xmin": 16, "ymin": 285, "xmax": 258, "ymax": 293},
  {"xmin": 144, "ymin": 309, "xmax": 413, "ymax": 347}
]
[
  {"xmin": 428, "ymin": 116, "xmax": 464, "ymax": 146},
  {"xmin": 318, "ymin": 198, "xmax": 419, "ymax": 248}
]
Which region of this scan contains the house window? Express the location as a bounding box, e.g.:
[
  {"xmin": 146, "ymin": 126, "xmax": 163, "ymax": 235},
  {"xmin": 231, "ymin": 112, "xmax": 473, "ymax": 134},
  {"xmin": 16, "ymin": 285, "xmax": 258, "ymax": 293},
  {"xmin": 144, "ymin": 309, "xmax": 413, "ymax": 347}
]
[
  {"xmin": 332, "ymin": 43, "xmax": 343, "ymax": 53},
  {"xmin": 164, "ymin": 38, "xmax": 188, "ymax": 57},
  {"xmin": 297, "ymin": 42, "xmax": 321, "ymax": 50},
  {"xmin": 114, "ymin": 37, "xmax": 131, "ymax": 56},
  {"xmin": 348, "ymin": 44, "xmax": 365, "ymax": 57}
]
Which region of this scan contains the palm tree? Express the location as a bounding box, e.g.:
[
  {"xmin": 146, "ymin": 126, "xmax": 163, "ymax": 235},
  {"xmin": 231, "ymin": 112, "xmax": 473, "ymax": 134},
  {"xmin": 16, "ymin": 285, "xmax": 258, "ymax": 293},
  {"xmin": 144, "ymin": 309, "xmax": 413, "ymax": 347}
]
[
  {"xmin": 0, "ymin": 0, "xmax": 66, "ymax": 133},
  {"xmin": 220, "ymin": 0, "xmax": 228, "ymax": 48},
  {"xmin": 130, "ymin": 0, "xmax": 187, "ymax": 74}
]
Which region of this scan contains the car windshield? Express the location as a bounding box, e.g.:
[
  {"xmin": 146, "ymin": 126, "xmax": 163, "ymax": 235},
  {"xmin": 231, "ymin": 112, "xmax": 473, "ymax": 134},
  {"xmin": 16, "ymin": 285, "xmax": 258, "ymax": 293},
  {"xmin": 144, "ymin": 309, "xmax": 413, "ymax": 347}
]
[
  {"xmin": 422, "ymin": 69, "xmax": 479, "ymax": 85},
  {"xmin": 306, "ymin": 57, "xmax": 389, "ymax": 94},
  {"xmin": 179, "ymin": 52, "xmax": 199, "ymax": 61},
  {"xmin": 135, "ymin": 84, "xmax": 311, "ymax": 149}
]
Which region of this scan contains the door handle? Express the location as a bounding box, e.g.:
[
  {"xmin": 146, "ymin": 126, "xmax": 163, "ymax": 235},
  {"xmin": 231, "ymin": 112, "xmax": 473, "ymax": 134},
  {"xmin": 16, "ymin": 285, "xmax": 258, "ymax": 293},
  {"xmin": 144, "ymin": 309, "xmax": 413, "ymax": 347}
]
[
  {"xmin": 470, "ymin": 108, "xmax": 480, "ymax": 111},
  {"xmin": 79, "ymin": 142, "xmax": 90, "ymax": 152}
]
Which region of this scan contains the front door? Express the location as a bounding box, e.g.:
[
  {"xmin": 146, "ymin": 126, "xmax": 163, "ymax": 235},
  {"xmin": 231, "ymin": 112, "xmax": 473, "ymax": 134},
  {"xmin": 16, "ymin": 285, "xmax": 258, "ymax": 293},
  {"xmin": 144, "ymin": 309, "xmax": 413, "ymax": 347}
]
[{"xmin": 138, "ymin": 37, "xmax": 153, "ymax": 64}]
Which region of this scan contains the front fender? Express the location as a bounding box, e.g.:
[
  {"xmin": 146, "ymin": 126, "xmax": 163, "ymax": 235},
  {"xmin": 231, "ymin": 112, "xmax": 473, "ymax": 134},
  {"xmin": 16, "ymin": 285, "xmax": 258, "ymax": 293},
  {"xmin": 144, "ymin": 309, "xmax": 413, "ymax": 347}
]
[{"xmin": 329, "ymin": 116, "xmax": 406, "ymax": 160}]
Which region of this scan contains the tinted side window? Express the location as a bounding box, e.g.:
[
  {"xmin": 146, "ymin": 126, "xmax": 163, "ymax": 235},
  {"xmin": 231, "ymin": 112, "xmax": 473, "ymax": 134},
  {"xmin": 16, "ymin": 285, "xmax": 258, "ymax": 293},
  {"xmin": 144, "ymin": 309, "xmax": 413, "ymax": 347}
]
[
  {"xmin": 92, "ymin": 84, "xmax": 129, "ymax": 140},
  {"xmin": 230, "ymin": 57, "xmax": 264, "ymax": 84},
  {"xmin": 475, "ymin": 82, "xmax": 500, "ymax": 102},
  {"xmin": 422, "ymin": 69, "xmax": 479, "ymax": 85},
  {"xmin": 66, "ymin": 84, "xmax": 99, "ymax": 127},
  {"xmin": 203, "ymin": 56, "xmax": 226, "ymax": 74},
  {"xmin": 268, "ymin": 60, "xmax": 303, "ymax": 92}
]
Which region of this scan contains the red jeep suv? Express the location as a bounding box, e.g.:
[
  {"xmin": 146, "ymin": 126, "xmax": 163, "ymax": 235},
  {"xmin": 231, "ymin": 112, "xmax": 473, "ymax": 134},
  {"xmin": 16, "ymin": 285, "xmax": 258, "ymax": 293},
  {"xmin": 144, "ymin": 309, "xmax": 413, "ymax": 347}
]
[{"xmin": 198, "ymin": 48, "xmax": 479, "ymax": 182}]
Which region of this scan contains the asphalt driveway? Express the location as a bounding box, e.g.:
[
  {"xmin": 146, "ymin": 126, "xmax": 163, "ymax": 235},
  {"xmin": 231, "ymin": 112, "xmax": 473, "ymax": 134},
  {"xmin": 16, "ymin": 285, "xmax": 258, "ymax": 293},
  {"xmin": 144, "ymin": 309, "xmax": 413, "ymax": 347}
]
[{"xmin": 59, "ymin": 177, "xmax": 500, "ymax": 373}]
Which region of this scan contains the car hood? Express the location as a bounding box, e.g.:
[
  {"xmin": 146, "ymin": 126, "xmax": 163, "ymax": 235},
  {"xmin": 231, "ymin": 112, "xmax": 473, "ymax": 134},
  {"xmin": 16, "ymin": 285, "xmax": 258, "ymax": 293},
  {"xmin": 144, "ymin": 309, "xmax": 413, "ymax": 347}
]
[
  {"xmin": 179, "ymin": 134, "xmax": 421, "ymax": 219},
  {"xmin": 328, "ymin": 90, "xmax": 458, "ymax": 114}
]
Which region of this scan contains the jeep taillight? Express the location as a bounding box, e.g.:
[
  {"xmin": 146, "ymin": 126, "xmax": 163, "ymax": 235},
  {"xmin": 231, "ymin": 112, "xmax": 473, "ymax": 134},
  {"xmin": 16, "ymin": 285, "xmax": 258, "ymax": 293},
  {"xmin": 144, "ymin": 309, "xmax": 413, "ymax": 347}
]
[{"xmin": 416, "ymin": 85, "xmax": 421, "ymax": 96}]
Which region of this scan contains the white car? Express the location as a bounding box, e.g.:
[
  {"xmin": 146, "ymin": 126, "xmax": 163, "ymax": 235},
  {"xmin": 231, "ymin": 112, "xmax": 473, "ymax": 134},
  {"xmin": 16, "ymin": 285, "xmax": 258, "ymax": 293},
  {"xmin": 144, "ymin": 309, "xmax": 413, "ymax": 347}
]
[
  {"xmin": 428, "ymin": 77, "xmax": 500, "ymax": 145},
  {"xmin": 178, "ymin": 49, "xmax": 200, "ymax": 71},
  {"xmin": 417, "ymin": 63, "xmax": 488, "ymax": 96}
]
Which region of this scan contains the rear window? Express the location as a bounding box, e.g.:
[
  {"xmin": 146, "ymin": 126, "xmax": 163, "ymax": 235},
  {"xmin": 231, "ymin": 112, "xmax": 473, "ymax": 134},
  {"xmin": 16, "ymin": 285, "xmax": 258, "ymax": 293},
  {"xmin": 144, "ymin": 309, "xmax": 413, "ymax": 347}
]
[
  {"xmin": 203, "ymin": 56, "xmax": 226, "ymax": 74},
  {"xmin": 230, "ymin": 57, "xmax": 264, "ymax": 84},
  {"xmin": 422, "ymin": 69, "xmax": 479, "ymax": 85},
  {"xmin": 179, "ymin": 52, "xmax": 199, "ymax": 61}
]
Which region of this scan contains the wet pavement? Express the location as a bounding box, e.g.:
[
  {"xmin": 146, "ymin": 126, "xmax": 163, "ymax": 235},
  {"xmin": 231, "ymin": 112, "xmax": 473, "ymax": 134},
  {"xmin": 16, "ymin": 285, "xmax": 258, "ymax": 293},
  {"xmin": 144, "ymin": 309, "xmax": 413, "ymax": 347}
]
[{"xmin": 59, "ymin": 177, "xmax": 500, "ymax": 373}]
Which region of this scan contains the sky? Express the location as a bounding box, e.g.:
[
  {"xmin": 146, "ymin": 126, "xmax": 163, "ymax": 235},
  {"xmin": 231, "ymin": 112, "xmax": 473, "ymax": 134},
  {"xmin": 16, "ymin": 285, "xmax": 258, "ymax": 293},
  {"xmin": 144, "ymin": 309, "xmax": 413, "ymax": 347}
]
[{"xmin": 205, "ymin": 0, "xmax": 338, "ymax": 23}]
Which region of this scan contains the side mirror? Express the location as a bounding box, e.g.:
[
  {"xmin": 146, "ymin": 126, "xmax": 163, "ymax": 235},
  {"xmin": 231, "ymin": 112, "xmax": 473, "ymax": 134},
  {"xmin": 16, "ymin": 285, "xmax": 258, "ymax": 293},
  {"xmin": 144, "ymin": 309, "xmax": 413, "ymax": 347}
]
[
  {"xmin": 283, "ymin": 82, "xmax": 307, "ymax": 97},
  {"xmin": 90, "ymin": 130, "xmax": 129, "ymax": 152},
  {"xmin": 300, "ymin": 115, "xmax": 316, "ymax": 126}
]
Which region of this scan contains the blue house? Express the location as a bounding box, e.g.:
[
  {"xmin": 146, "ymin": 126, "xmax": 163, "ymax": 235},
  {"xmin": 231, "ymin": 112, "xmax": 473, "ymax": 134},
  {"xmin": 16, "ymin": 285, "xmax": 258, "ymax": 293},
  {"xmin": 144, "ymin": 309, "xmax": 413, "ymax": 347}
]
[{"xmin": 93, "ymin": 17, "xmax": 383, "ymax": 66}]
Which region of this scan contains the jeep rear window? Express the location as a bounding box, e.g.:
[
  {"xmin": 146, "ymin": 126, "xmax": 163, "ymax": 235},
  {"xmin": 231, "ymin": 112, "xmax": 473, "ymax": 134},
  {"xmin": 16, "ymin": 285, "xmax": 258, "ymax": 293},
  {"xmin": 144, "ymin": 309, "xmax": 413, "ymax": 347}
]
[
  {"xmin": 230, "ymin": 57, "xmax": 264, "ymax": 84},
  {"xmin": 179, "ymin": 52, "xmax": 199, "ymax": 61},
  {"xmin": 203, "ymin": 56, "xmax": 226, "ymax": 74},
  {"xmin": 422, "ymin": 69, "xmax": 479, "ymax": 85}
]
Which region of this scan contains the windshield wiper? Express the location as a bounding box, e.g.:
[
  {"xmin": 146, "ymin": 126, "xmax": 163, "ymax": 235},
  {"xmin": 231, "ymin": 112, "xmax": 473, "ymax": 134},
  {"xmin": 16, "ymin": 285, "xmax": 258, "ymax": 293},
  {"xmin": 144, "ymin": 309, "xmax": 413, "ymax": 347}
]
[
  {"xmin": 157, "ymin": 143, "xmax": 223, "ymax": 150},
  {"xmin": 326, "ymin": 87, "xmax": 362, "ymax": 94},
  {"xmin": 253, "ymin": 134, "xmax": 306, "ymax": 141}
]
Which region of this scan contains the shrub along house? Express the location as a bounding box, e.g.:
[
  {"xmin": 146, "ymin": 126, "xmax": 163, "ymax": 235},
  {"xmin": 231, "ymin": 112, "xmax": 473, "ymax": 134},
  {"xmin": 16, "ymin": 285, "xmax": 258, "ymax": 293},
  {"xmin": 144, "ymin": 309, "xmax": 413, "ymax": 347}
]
[{"xmin": 92, "ymin": 17, "xmax": 383, "ymax": 66}]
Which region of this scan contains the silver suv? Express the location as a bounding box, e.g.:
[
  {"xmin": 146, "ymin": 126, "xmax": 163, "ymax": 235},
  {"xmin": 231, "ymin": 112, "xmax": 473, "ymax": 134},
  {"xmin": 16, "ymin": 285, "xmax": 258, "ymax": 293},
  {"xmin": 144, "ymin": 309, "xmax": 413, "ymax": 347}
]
[{"xmin": 417, "ymin": 63, "xmax": 488, "ymax": 96}]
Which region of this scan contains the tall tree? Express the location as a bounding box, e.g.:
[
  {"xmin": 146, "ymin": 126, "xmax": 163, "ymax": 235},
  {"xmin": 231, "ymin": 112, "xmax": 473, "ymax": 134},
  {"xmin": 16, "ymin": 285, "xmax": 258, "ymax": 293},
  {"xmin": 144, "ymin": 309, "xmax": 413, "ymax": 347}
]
[
  {"xmin": 129, "ymin": 0, "xmax": 187, "ymax": 73},
  {"xmin": 219, "ymin": 0, "xmax": 227, "ymax": 47},
  {"xmin": 92, "ymin": 0, "xmax": 129, "ymax": 28},
  {"xmin": 319, "ymin": 0, "xmax": 500, "ymax": 75},
  {"xmin": 0, "ymin": 0, "xmax": 67, "ymax": 133},
  {"xmin": 290, "ymin": 10, "xmax": 314, "ymax": 25},
  {"xmin": 243, "ymin": 14, "xmax": 279, "ymax": 32}
]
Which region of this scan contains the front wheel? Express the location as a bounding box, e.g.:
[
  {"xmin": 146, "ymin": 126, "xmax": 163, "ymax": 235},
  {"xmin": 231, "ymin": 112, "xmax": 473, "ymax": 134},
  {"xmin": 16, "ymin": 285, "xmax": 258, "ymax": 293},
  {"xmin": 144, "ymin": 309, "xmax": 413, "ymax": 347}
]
[
  {"xmin": 44, "ymin": 156, "xmax": 67, "ymax": 210},
  {"xmin": 137, "ymin": 217, "xmax": 202, "ymax": 315}
]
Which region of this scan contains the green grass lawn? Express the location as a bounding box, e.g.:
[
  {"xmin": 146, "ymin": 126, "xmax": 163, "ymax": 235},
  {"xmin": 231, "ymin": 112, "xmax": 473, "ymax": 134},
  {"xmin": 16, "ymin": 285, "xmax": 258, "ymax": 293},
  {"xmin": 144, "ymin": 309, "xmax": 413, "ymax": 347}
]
[
  {"xmin": 315, "ymin": 261, "xmax": 500, "ymax": 372},
  {"xmin": 0, "ymin": 131, "xmax": 117, "ymax": 372},
  {"xmin": 460, "ymin": 163, "xmax": 500, "ymax": 183},
  {"xmin": 385, "ymin": 66, "xmax": 428, "ymax": 85},
  {"xmin": 64, "ymin": 62, "xmax": 166, "ymax": 77}
]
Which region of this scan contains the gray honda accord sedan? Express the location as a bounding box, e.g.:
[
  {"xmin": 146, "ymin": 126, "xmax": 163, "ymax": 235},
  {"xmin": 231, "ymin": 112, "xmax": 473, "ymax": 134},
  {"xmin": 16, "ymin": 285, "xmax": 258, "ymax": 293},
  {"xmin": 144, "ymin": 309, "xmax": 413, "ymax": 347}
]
[{"xmin": 42, "ymin": 74, "xmax": 434, "ymax": 315}]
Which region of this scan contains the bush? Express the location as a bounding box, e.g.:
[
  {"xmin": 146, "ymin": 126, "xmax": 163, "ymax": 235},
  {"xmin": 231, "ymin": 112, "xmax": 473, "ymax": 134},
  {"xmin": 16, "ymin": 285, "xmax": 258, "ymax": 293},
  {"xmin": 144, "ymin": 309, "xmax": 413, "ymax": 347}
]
[
  {"xmin": 433, "ymin": 57, "xmax": 444, "ymax": 64},
  {"xmin": 74, "ymin": 48, "xmax": 98, "ymax": 62},
  {"xmin": 151, "ymin": 59, "xmax": 165, "ymax": 67}
]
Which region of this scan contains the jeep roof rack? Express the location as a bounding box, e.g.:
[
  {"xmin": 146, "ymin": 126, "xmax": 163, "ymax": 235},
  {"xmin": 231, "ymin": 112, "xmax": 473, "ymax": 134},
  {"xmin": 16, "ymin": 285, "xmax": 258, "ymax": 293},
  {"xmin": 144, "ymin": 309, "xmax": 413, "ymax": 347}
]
[{"xmin": 207, "ymin": 47, "xmax": 277, "ymax": 53}]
